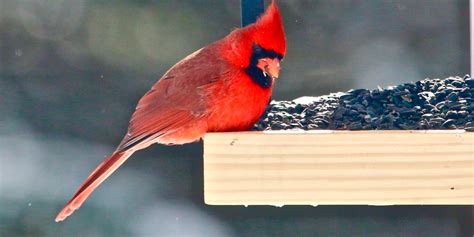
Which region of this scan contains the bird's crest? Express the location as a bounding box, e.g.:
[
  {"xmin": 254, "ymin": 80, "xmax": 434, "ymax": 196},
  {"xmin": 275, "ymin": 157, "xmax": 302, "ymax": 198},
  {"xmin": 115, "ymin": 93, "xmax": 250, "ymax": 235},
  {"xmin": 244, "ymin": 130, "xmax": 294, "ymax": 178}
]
[
  {"xmin": 221, "ymin": 0, "xmax": 286, "ymax": 68},
  {"xmin": 250, "ymin": 0, "xmax": 286, "ymax": 57}
]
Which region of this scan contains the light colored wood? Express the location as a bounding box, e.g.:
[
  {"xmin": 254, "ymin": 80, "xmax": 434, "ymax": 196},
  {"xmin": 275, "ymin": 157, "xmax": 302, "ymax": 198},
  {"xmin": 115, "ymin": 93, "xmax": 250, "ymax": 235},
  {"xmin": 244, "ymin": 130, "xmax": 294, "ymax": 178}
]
[{"xmin": 203, "ymin": 130, "xmax": 474, "ymax": 205}]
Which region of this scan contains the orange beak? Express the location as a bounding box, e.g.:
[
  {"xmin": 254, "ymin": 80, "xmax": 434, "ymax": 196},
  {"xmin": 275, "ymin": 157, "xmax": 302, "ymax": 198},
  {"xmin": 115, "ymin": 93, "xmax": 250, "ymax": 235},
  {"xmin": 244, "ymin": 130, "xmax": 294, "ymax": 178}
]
[{"xmin": 257, "ymin": 58, "xmax": 281, "ymax": 79}]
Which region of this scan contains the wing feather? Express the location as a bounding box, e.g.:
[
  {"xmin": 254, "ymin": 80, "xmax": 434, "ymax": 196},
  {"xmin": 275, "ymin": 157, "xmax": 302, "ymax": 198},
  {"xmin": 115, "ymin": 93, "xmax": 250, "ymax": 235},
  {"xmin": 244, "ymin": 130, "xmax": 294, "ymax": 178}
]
[{"xmin": 116, "ymin": 44, "xmax": 229, "ymax": 151}]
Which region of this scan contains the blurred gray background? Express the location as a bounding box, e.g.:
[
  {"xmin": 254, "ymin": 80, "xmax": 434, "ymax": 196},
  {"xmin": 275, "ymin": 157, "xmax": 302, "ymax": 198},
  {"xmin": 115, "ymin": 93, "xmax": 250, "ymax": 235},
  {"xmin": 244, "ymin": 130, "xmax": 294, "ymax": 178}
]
[{"xmin": 0, "ymin": 0, "xmax": 472, "ymax": 236}]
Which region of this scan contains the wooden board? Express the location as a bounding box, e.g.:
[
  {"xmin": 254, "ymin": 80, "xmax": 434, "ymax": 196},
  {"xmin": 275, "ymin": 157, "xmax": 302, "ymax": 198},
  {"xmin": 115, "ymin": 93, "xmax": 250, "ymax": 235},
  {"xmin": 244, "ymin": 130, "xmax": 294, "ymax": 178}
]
[{"xmin": 203, "ymin": 130, "xmax": 474, "ymax": 205}]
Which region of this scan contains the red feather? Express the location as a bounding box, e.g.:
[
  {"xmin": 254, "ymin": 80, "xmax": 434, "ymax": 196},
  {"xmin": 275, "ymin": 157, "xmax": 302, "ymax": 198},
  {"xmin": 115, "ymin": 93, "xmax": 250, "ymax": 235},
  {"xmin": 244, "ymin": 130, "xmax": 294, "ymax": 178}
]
[{"xmin": 56, "ymin": 0, "xmax": 286, "ymax": 222}]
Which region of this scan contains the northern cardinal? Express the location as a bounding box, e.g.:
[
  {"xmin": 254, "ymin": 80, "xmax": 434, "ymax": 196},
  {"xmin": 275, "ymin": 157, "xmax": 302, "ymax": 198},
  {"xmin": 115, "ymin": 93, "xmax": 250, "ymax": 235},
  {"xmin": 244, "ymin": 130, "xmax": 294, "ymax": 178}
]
[{"xmin": 56, "ymin": 0, "xmax": 285, "ymax": 222}]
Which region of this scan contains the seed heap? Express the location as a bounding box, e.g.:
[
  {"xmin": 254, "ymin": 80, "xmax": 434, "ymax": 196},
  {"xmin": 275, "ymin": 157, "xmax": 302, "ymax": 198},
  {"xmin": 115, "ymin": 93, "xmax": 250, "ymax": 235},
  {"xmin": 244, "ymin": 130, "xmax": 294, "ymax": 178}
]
[{"xmin": 254, "ymin": 75, "xmax": 474, "ymax": 131}]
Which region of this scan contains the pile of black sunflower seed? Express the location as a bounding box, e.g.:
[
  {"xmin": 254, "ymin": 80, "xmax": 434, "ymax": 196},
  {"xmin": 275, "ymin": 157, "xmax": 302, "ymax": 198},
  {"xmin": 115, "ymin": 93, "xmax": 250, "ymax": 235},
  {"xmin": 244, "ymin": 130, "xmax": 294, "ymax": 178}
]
[{"xmin": 253, "ymin": 75, "xmax": 474, "ymax": 131}]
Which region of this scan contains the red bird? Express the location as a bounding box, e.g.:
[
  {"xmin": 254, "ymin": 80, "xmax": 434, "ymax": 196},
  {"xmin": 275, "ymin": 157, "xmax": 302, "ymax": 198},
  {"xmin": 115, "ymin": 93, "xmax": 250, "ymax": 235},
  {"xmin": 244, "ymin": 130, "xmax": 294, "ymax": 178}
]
[{"xmin": 56, "ymin": 0, "xmax": 286, "ymax": 222}]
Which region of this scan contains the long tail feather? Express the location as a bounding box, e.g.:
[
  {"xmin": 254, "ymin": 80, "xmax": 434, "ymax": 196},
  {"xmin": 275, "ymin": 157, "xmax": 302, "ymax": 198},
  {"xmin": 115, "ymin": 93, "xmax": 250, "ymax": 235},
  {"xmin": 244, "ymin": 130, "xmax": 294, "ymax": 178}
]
[{"xmin": 55, "ymin": 150, "xmax": 134, "ymax": 222}]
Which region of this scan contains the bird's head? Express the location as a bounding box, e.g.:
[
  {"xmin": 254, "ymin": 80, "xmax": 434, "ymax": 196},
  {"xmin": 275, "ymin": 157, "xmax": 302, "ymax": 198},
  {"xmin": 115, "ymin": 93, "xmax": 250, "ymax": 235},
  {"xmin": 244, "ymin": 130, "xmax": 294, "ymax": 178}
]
[
  {"xmin": 244, "ymin": 0, "xmax": 286, "ymax": 87},
  {"xmin": 221, "ymin": 0, "xmax": 286, "ymax": 88}
]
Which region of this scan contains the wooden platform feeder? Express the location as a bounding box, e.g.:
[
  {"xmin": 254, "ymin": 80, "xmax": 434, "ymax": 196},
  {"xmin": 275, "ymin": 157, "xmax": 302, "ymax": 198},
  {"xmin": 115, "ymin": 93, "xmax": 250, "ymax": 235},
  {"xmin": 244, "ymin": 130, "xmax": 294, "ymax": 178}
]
[
  {"xmin": 205, "ymin": 1, "xmax": 474, "ymax": 206},
  {"xmin": 203, "ymin": 130, "xmax": 474, "ymax": 205}
]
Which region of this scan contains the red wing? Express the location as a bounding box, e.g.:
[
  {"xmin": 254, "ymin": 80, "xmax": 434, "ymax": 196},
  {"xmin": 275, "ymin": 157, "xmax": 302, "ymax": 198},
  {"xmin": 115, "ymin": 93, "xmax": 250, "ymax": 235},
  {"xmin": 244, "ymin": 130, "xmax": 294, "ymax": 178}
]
[
  {"xmin": 117, "ymin": 108, "xmax": 198, "ymax": 150},
  {"xmin": 116, "ymin": 45, "xmax": 230, "ymax": 151}
]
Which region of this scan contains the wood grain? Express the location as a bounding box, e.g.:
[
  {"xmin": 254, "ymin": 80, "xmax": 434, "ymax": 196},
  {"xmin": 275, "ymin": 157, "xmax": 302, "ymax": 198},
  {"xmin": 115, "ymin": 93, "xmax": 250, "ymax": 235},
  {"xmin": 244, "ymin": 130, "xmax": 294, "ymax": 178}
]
[{"xmin": 203, "ymin": 130, "xmax": 474, "ymax": 205}]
